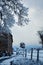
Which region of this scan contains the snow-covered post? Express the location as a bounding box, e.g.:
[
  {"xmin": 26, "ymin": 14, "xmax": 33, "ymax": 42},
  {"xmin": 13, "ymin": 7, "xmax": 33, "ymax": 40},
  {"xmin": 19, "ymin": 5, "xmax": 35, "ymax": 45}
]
[
  {"xmin": 25, "ymin": 49, "xmax": 27, "ymax": 58},
  {"xmin": 0, "ymin": 11, "xmax": 3, "ymax": 31},
  {"xmin": 37, "ymin": 49, "xmax": 39, "ymax": 62},
  {"xmin": 0, "ymin": 11, "xmax": 2, "ymax": 20},
  {"xmin": 10, "ymin": 60, "xmax": 14, "ymax": 65},
  {"xmin": 31, "ymin": 48, "xmax": 33, "ymax": 60},
  {"xmin": 16, "ymin": 48, "xmax": 19, "ymax": 55}
]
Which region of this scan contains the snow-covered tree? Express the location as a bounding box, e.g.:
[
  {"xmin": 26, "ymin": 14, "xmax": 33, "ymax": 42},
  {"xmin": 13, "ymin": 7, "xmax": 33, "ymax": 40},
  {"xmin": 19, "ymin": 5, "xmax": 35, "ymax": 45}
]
[
  {"xmin": 20, "ymin": 42, "xmax": 25, "ymax": 48},
  {"xmin": 0, "ymin": 0, "xmax": 29, "ymax": 33}
]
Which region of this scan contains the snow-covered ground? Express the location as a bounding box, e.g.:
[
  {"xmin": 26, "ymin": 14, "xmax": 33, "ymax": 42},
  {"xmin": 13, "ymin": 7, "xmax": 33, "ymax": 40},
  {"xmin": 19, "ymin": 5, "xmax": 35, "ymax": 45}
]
[
  {"xmin": 0, "ymin": 49, "xmax": 43, "ymax": 65},
  {"xmin": 0, "ymin": 55, "xmax": 43, "ymax": 65}
]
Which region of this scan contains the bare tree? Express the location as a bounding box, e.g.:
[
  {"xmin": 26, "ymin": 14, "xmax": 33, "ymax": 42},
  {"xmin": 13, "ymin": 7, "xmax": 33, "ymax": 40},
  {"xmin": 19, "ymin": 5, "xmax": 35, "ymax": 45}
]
[
  {"xmin": 38, "ymin": 31, "xmax": 43, "ymax": 48},
  {"xmin": 0, "ymin": 0, "xmax": 29, "ymax": 33}
]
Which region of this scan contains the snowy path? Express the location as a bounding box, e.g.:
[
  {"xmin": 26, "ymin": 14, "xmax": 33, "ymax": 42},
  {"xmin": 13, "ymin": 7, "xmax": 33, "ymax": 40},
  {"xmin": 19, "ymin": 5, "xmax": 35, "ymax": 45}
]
[
  {"xmin": 0, "ymin": 55, "xmax": 23, "ymax": 65},
  {"xmin": 0, "ymin": 53, "xmax": 16, "ymax": 65},
  {"xmin": 0, "ymin": 55, "xmax": 43, "ymax": 65},
  {"xmin": 0, "ymin": 56, "xmax": 14, "ymax": 65}
]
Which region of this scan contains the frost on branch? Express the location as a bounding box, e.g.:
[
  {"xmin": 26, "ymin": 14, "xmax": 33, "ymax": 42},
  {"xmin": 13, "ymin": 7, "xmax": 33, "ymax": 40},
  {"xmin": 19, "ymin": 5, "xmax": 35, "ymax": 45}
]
[{"xmin": 0, "ymin": 0, "xmax": 29, "ymax": 32}]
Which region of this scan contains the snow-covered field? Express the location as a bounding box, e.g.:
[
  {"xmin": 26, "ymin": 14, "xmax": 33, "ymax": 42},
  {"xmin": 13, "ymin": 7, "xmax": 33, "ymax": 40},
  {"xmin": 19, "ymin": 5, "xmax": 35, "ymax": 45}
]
[{"xmin": 0, "ymin": 50, "xmax": 43, "ymax": 65}]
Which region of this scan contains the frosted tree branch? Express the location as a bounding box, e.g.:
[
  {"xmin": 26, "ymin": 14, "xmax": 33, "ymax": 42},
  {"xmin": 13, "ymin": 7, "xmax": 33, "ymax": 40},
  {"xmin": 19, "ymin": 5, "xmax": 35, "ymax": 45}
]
[{"xmin": 0, "ymin": 0, "xmax": 29, "ymax": 32}]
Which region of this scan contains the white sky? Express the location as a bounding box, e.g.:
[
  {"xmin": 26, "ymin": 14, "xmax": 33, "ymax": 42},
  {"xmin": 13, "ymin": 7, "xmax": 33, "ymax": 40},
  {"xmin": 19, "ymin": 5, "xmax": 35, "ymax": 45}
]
[{"xmin": 11, "ymin": 0, "xmax": 43, "ymax": 46}]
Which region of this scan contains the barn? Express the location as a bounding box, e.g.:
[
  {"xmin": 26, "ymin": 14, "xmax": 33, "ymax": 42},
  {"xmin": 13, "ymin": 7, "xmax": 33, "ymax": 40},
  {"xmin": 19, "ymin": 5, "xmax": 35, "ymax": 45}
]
[{"xmin": 0, "ymin": 31, "xmax": 13, "ymax": 56}]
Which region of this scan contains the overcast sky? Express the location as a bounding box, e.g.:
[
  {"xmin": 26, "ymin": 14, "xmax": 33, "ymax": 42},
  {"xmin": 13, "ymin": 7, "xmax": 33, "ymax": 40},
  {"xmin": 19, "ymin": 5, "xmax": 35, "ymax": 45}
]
[{"xmin": 11, "ymin": 0, "xmax": 43, "ymax": 46}]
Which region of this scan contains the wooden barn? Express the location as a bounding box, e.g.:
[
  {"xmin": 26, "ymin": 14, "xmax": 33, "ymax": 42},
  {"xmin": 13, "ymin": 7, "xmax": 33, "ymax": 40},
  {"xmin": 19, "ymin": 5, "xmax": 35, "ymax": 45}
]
[{"xmin": 0, "ymin": 32, "xmax": 13, "ymax": 56}]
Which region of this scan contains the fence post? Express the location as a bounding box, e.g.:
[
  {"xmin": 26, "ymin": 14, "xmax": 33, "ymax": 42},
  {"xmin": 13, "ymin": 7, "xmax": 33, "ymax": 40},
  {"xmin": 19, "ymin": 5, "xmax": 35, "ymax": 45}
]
[
  {"xmin": 25, "ymin": 49, "xmax": 27, "ymax": 58},
  {"xmin": 31, "ymin": 48, "xmax": 33, "ymax": 60},
  {"xmin": 10, "ymin": 61, "xmax": 13, "ymax": 65},
  {"xmin": 37, "ymin": 49, "xmax": 39, "ymax": 62}
]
